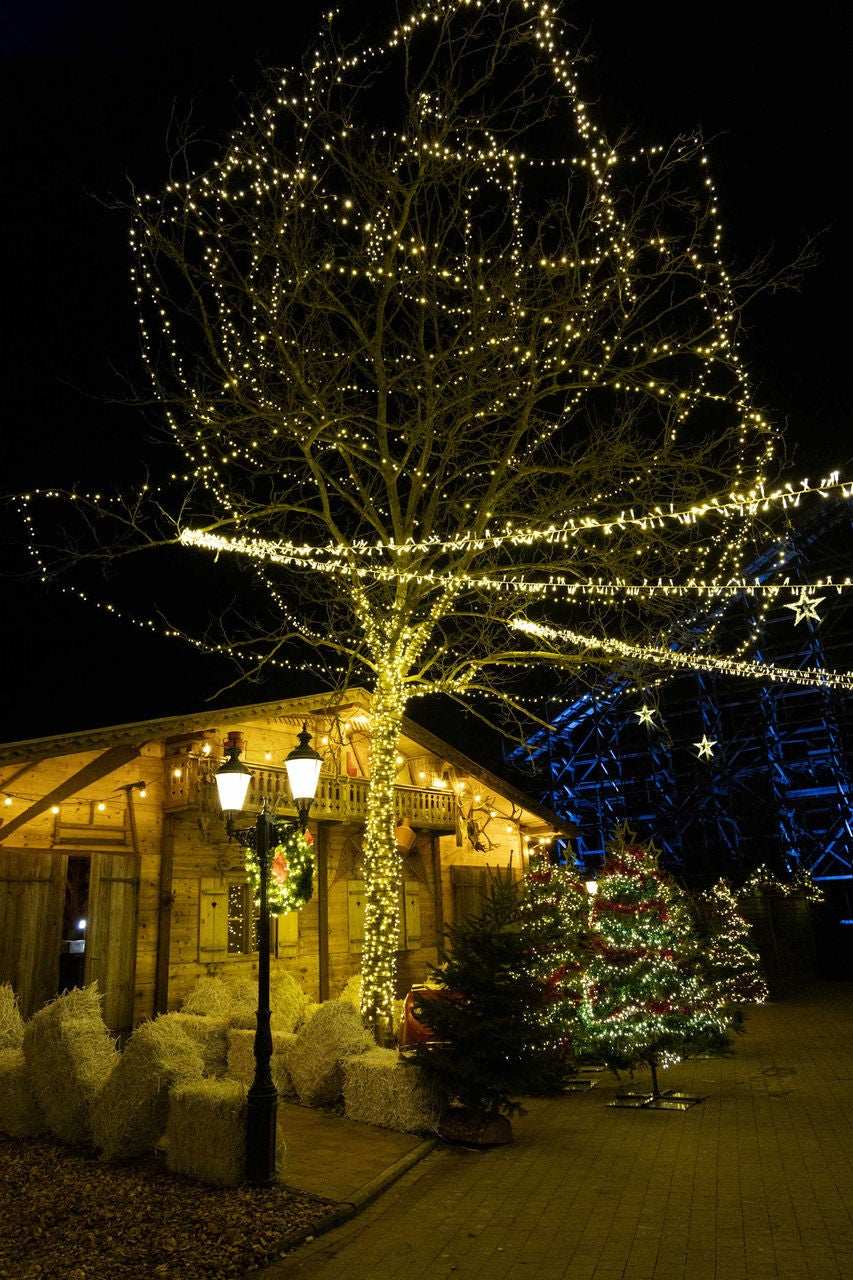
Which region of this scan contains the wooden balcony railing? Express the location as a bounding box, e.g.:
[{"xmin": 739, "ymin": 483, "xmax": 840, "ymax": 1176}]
[{"xmin": 166, "ymin": 758, "xmax": 457, "ymax": 830}]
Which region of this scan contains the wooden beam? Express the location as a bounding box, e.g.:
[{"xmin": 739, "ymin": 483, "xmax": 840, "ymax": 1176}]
[
  {"xmin": 0, "ymin": 744, "xmax": 142, "ymax": 844},
  {"xmin": 316, "ymin": 821, "xmax": 330, "ymax": 1002}
]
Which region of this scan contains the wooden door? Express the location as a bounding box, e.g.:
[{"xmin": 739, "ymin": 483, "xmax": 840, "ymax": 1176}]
[
  {"xmin": 0, "ymin": 848, "xmax": 65, "ymax": 1018},
  {"xmin": 85, "ymin": 851, "xmax": 139, "ymax": 1035}
]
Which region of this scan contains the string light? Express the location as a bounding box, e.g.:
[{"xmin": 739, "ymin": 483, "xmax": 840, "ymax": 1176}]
[
  {"xmin": 18, "ymin": 0, "xmax": 850, "ymax": 1028},
  {"xmin": 512, "ymin": 618, "xmax": 853, "ymax": 691}
]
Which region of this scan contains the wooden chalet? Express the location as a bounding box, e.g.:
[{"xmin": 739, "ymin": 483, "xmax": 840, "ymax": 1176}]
[{"xmin": 0, "ymin": 689, "xmax": 562, "ymax": 1033}]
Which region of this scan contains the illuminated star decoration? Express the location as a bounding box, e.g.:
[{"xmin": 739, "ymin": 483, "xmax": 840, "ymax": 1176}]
[
  {"xmin": 694, "ymin": 735, "xmax": 716, "ymax": 760},
  {"xmin": 635, "ymin": 705, "xmax": 657, "ymax": 727},
  {"xmin": 784, "ymin": 588, "xmax": 825, "ymax": 627}
]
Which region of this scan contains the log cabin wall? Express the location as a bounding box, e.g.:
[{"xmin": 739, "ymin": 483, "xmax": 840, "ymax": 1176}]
[{"xmin": 1, "ymin": 695, "xmax": 557, "ymax": 1032}]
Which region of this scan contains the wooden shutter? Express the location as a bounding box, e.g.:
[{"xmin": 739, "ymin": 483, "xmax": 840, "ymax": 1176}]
[
  {"xmin": 276, "ymin": 909, "xmax": 299, "ymax": 958},
  {"xmin": 199, "ymin": 878, "xmax": 229, "ymax": 961},
  {"xmin": 401, "ymin": 881, "xmax": 421, "ymax": 950},
  {"xmin": 347, "ymin": 880, "xmax": 365, "ymax": 952},
  {"xmin": 0, "ymin": 848, "xmax": 65, "ymax": 1018}
]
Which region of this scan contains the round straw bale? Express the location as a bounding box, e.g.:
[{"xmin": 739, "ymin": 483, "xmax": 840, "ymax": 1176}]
[
  {"xmin": 284, "ymin": 1000, "xmax": 373, "ymax": 1107},
  {"xmin": 0, "ymin": 984, "xmax": 25, "ymax": 1050},
  {"xmin": 22, "ymin": 984, "xmax": 118, "ymax": 1144},
  {"xmin": 0, "ymin": 1048, "xmax": 45, "ymax": 1137},
  {"xmin": 92, "ymin": 1017, "xmax": 205, "ymax": 1160}
]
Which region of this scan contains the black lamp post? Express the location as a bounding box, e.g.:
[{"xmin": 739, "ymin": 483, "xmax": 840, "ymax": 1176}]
[{"xmin": 214, "ymin": 724, "xmax": 322, "ymax": 1186}]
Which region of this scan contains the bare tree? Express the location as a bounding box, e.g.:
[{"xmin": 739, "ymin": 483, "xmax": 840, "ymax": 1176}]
[{"xmin": 43, "ymin": 2, "xmax": 785, "ymax": 1029}]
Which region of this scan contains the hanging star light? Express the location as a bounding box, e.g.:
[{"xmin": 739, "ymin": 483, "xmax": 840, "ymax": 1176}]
[
  {"xmin": 694, "ymin": 735, "xmax": 717, "ymax": 760},
  {"xmin": 635, "ymin": 705, "xmax": 657, "ymax": 727},
  {"xmin": 784, "ymin": 587, "xmax": 825, "ymax": 627}
]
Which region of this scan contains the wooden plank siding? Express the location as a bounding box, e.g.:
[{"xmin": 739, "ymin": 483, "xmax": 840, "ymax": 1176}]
[
  {"xmin": 0, "ymin": 698, "xmax": 556, "ymax": 1031},
  {"xmin": 0, "ymin": 847, "xmax": 65, "ymax": 1018}
]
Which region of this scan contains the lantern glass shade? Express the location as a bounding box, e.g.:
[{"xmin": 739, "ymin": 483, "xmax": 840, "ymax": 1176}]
[
  {"xmin": 215, "ymin": 754, "xmax": 252, "ymax": 813},
  {"xmin": 285, "ymin": 724, "xmax": 323, "ymax": 804},
  {"xmin": 585, "ymin": 878, "xmax": 599, "ymax": 897}
]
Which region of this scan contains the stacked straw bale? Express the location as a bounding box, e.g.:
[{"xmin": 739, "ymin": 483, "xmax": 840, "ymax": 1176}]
[
  {"xmin": 166, "ymin": 1079, "xmax": 250, "ymax": 1186},
  {"xmin": 161, "ymin": 1011, "xmax": 229, "ymax": 1076},
  {"xmin": 181, "ymin": 976, "xmax": 232, "ymax": 1019},
  {"xmin": 22, "ymin": 984, "xmax": 118, "ymax": 1143},
  {"xmin": 342, "ymin": 1048, "xmax": 441, "ymax": 1134},
  {"xmin": 269, "ymin": 972, "xmax": 311, "ymax": 1034},
  {"xmin": 284, "ymin": 1000, "xmax": 373, "ymax": 1107},
  {"xmin": 224, "ymin": 973, "xmax": 310, "ymax": 1034},
  {"xmin": 226, "ymin": 1028, "xmax": 297, "ymax": 1096},
  {"xmin": 0, "ymin": 1050, "xmax": 45, "ymax": 1136},
  {"xmin": 0, "ymin": 984, "xmax": 25, "ymax": 1049},
  {"xmin": 224, "ymin": 979, "xmax": 258, "ymax": 1029},
  {"xmin": 338, "ymin": 974, "xmax": 361, "ymax": 1009},
  {"xmin": 91, "ymin": 1017, "xmax": 204, "ymax": 1160}
]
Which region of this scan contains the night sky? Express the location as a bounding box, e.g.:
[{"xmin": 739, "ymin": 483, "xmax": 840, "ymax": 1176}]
[{"xmin": 1, "ymin": 0, "xmax": 849, "ymax": 753}]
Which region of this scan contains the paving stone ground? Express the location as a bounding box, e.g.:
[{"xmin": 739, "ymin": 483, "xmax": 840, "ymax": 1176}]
[{"xmin": 256, "ymin": 983, "xmax": 853, "ymax": 1280}]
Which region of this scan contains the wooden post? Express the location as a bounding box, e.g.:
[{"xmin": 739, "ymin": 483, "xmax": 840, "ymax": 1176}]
[
  {"xmin": 316, "ymin": 822, "xmax": 330, "ymax": 1002},
  {"xmin": 154, "ymin": 814, "xmax": 176, "ymax": 1015}
]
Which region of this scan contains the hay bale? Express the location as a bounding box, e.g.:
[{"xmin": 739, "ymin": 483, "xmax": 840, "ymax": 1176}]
[
  {"xmin": 91, "ymin": 1018, "xmax": 205, "ymax": 1161},
  {"xmin": 22, "ymin": 985, "xmax": 118, "ymax": 1144},
  {"xmin": 270, "ymin": 971, "xmax": 311, "ymax": 1034},
  {"xmin": 225, "ymin": 979, "xmax": 258, "ymax": 1030},
  {"xmin": 166, "ymin": 1079, "xmax": 248, "ymax": 1186},
  {"xmin": 343, "ymin": 1048, "xmax": 441, "ymax": 1133},
  {"xmin": 227, "ymin": 1028, "xmax": 297, "ymax": 1097},
  {"xmin": 161, "ymin": 1012, "xmax": 229, "ymax": 1077},
  {"xmin": 0, "ymin": 1049, "xmax": 45, "ymax": 1137},
  {"xmin": 284, "ymin": 1000, "xmax": 373, "ymax": 1107},
  {"xmin": 225, "ymin": 973, "xmax": 310, "ymax": 1035},
  {"xmin": 181, "ymin": 976, "xmax": 233, "ymax": 1019},
  {"xmin": 0, "ymin": 984, "xmax": 25, "ymax": 1050},
  {"xmin": 338, "ymin": 974, "xmax": 361, "ymax": 1009}
]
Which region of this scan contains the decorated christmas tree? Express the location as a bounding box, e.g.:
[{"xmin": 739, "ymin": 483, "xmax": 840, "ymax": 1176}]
[
  {"xmin": 519, "ymin": 853, "xmax": 590, "ymax": 1069},
  {"xmin": 696, "ymin": 880, "xmax": 769, "ymax": 1007},
  {"xmin": 411, "ymin": 867, "xmax": 571, "ymax": 1127},
  {"xmin": 577, "ymin": 827, "xmax": 732, "ymax": 1098}
]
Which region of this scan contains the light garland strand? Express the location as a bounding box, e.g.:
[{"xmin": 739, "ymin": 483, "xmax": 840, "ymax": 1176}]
[{"xmin": 512, "ymin": 618, "xmax": 853, "ymax": 691}]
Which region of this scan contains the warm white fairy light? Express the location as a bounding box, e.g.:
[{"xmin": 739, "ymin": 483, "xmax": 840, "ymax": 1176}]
[
  {"xmin": 21, "ymin": 0, "xmax": 849, "ymax": 1031},
  {"xmin": 784, "ymin": 587, "xmax": 825, "ymax": 626},
  {"xmin": 512, "ymin": 618, "xmax": 853, "ymax": 691}
]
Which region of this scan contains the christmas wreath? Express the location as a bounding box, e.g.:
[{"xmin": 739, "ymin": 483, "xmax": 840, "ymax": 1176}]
[{"xmin": 245, "ymin": 827, "xmax": 314, "ymax": 915}]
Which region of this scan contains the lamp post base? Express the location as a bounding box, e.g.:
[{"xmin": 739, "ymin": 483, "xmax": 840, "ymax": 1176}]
[{"xmin": 246, "ymin": 1081, "xmax": 279, "ymax": 1186}]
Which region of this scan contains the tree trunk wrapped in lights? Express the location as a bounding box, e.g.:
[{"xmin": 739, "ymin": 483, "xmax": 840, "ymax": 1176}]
[{"xmin": 22, "ymin": 2, "xmax": 797, "ymax": 1032}]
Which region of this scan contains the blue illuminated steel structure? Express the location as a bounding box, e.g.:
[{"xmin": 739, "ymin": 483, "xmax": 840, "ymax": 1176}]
[{"xmin": 512, "ymin": 501, "xmax": 853, "ymax": 892}]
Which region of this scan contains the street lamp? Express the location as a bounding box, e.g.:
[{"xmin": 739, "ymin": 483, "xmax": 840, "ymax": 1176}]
[{"xmin": 214, "ymin": 724, "xmax": 322, "ymax": 1186}]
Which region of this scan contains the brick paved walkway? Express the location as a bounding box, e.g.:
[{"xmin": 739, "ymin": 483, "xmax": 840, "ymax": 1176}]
[{"xmin": 254, "ymin": 984, "xmax": 853, "ymax": 1280}]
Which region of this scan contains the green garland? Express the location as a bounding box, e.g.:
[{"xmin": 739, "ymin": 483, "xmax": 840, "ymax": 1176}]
[{"xmin": 245, "ymin": 828, "xmax": 314, "ymax": 916}]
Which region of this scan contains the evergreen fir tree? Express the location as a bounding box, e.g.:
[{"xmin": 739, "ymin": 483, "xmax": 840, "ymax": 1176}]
[
  {"xmin": 577, "ymin": 827, "xmax": 732, "ymax": 1096},
  {"xmin": 410, "ymin": 867, "xmax": 570, "ymax": 1120},
  {"xmin": 519, "ymin": 853, "xmax": 589, "ymax": 1068},
  {"xmin": 697, "ymin": 880, "xmax": 769, "ymax": 1006}
]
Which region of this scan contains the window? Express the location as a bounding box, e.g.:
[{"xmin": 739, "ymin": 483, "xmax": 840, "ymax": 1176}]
[
  {"xmin": 200, "ymin": 878, "xmax": 259, "ymax": 960},
  {"xmin": 347, "ymin": 879, "xmax": 420, "ymax": 954}
]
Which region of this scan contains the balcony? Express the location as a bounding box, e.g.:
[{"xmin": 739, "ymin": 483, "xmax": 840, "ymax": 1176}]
[{"xmin": 166, "ymin": 757, "xmax": 457, "ymax": 830}]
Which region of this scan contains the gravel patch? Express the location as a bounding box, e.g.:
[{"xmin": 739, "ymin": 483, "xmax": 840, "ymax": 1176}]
[{"xmin": 0, "ymin": 1135, "xmax": 339, "ymax": 1280}]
